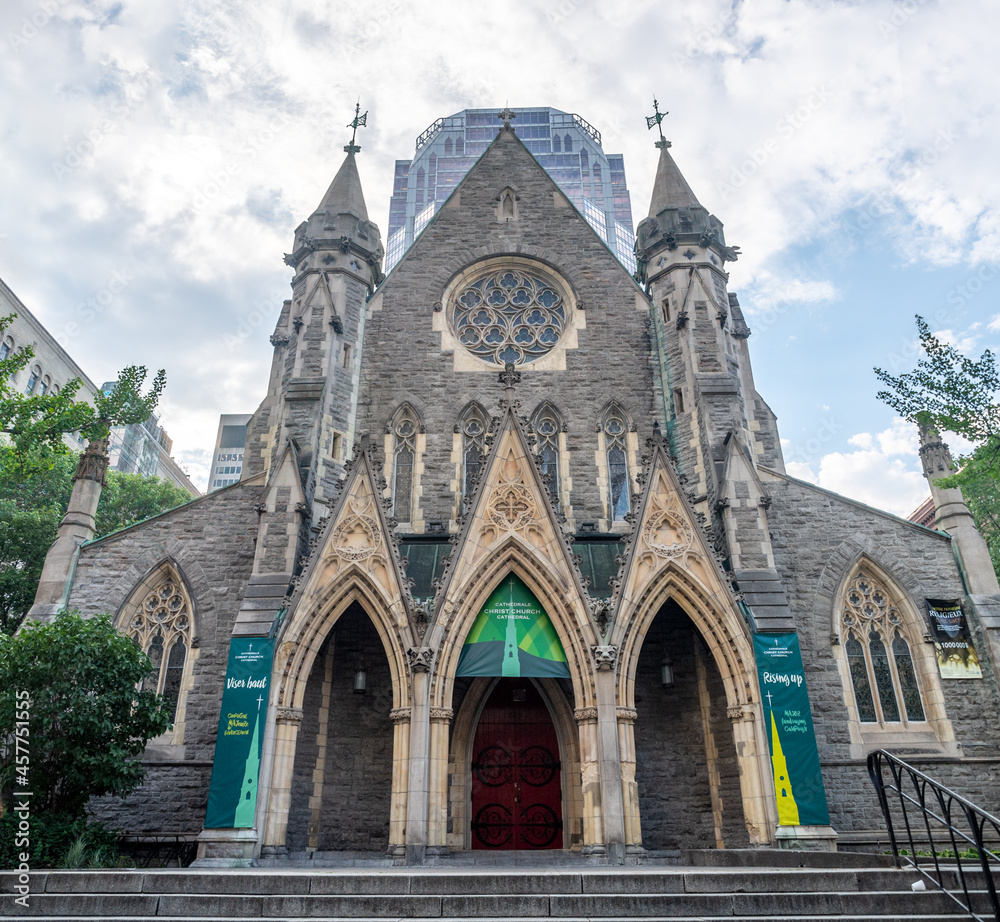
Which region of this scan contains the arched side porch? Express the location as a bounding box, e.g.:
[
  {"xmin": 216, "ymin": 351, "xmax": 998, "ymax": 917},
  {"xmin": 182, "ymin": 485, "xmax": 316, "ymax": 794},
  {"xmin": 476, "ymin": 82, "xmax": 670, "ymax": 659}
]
[
  {"xmin": 259, "ymin": 569, "xmax": 414, "ymax": 855},
  {"xmin": 612, "ymin": 563, "xmax": 777, "ymax": 848}
]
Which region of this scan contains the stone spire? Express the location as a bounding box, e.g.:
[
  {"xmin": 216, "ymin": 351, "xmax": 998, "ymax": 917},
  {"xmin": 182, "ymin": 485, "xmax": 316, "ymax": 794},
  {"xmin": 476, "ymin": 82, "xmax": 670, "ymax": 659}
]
[
  {"xmin": 315, "ymin": 150, "xmax": 370, "ymax": 223},
  {"xmin": 29, "ymin": 438, "xmax": 110, "ymax": 621},
  {"xmin": 647, "ymin": 143, "xmax": 702, "ymax": 217},
  {"xmin": 918, "ymin": 424, "xmax": 999, "ymax": 595}
]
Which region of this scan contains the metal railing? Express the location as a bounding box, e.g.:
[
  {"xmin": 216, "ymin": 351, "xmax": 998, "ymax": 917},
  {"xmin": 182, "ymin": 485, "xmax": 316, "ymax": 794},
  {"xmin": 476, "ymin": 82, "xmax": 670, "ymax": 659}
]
[
  {"xmin": 868, "ymin": 749, "xmax": 1000, "ymax": 920},
  {"xmin": 117, "ymin": 834, "xmax": 197, "ymax": 868}
]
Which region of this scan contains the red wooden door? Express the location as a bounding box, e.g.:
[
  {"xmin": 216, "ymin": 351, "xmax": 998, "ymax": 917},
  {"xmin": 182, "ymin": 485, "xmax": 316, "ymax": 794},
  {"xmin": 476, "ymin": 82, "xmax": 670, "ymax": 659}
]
[{"xmin": 471, "ymin": 679, "xmax": 563, "ymax": 849}]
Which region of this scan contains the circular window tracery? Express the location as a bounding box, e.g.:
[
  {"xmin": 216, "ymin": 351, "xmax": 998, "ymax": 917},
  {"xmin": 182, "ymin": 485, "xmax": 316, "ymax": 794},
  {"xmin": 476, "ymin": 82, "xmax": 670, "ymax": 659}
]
[{"xmin": 450, "ymin": 268, "xmax": 566, "ymax": 365}]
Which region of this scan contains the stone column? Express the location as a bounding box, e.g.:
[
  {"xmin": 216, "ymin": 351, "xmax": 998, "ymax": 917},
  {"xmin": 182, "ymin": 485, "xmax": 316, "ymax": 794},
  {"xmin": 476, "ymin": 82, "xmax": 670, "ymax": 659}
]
[
  {"xmin": 404, "ymin": 647, "xmax": 434, "ymax": 863},
  {"xmin": 593, "ymin": 645, "xmax": 626, "ymax": 862},
  {"xmin": 426, "ymin": 706, "xmax": 454, "ymax": 854},
  {"xmin": 388, "ymin": 707, "xmax": 411, "ymax": 857},
  {"xmin": 574, "ymin": 706, "xmax": 603, "ymax": 852},
  {"xmin": 260, "ymin": 706, "xmax": 303, "ymax": 855},
  {"xmin": 728, "ymin": 702, "xmax": 777, "ymax": 847},
  {"xmin": 29, "ymin": 438, "xmax": 109, "ymax": 621},
  {"xmin": 616, "ymin": 706, "xmax": 642, "ymax": 852}
]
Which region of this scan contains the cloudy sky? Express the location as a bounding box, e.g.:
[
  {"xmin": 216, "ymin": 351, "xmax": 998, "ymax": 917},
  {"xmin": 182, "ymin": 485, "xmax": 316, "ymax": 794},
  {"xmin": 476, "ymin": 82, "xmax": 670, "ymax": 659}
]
[{"xmin": 1, "ymin": 0, "xmax": 997, "ymax": 511}]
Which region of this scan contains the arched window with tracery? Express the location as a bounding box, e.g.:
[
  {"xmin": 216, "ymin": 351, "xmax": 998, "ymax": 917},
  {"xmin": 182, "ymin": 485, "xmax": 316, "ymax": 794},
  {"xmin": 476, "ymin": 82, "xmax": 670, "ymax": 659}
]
[
  {"xmin": 532, "ymin": 402, "xmax": 563, "ymax": 507},
  {"xmin": 460, "ymin": 403, "xmax": 489, "ymax": 510},
  {"xmin": 389, "ymin": 404, "xmax": 420, "ymax": 524},
  {"xmin": 602, "ymin": 404, "xmax": 631, "ymax": 522},
  {"xmin": 841, "ymin": 571, "xmax": 925, "ymax": 726},
  {"xmin": 124, "ymin": 570, "xmax": 194, "ymax": 724}
]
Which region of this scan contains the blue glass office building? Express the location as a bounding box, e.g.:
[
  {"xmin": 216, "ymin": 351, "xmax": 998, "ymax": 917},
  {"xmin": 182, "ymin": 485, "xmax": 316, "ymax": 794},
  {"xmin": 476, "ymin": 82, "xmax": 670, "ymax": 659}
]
[{"xmin": 385, "ymin": 107, "xmax": 636, "ymax": 275}]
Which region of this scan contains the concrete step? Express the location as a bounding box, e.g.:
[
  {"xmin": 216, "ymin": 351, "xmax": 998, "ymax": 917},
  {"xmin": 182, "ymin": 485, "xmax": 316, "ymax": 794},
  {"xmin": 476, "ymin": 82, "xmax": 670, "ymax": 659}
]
[{"xmin": 1, "ymin": 867, "xmax": 982, "ymax": 919}]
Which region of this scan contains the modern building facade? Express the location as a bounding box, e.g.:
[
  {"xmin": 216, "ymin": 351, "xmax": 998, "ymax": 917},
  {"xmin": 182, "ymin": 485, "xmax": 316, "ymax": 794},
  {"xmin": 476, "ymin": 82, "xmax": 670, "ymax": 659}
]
[
  {"xmin": 1, "ymin": 276, "xmax": 95, "ymax": 452},
  {"xmin": 385, "ymin": 106, "xmax": 636, "ymax": 275},
  {"xmin": 29, "ymin": 109, "xmax": 1000, "ymax": 865},
  {"xmin": 209, "ymin": 413, "xmax": 252, "ymax": 491}
]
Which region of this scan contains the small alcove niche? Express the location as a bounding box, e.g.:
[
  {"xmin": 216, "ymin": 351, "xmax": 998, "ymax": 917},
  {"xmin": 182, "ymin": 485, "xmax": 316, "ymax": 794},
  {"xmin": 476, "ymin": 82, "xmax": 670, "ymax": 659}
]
[{"xmin": 496, "ymin": 187, "xmax": 519, "ymax": 223}]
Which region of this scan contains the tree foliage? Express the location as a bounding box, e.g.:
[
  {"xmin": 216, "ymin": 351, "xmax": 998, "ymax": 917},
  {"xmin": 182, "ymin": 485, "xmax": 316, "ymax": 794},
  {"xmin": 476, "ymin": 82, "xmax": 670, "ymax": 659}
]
[
  {"xmin": 0, "ymin": 449, "xmax": 191, "ymax": 634},
  {"xmin": 0, "ymin": 612, "xmax": 171, "ymax": 817},
  {"xmin": 0, "ymin": 313, "xmax": 165, "ymax": 475},
  {"xmin": 875, "ymin": 314, "xmax": 1000, "ymax": 572}
]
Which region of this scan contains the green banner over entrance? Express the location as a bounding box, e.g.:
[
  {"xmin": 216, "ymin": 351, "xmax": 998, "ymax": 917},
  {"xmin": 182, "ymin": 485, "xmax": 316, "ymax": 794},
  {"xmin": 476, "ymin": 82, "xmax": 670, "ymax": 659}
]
[
  {"xmin": 204, "ymin": 637, "xmax": 274, "ymax": 829},
  {"xmin": 457, "ymin": 574, "xmax": 570, "ymax": 678},
  {"xmin": 753, "ymin": 632, "xmax": 830, "ymax": 827}
]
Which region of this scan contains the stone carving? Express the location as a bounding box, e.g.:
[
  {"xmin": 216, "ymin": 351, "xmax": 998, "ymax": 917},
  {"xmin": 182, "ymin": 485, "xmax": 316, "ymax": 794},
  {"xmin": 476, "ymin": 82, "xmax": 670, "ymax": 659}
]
[
  {"xmin": 641, "ymin": 505, "xmax": 695, "ymax": 562},
  {"xmin": 573, "ymin": 706, "xmax": 598, "ymax": 722},
  {"xmin": 406, "ymin": 647, "xmax": 435, "ymax": 673},
  {"xmin": 429, "ymin": 707, "xmax": 454, "ymax": 722},
  {"xmin": 592, "ymin": 645, "xmax": 619, "ymax": 671},
  {"xmin": 616, "ymin": 706, "xmax": 638, "ymax": 723},
  {"xmin": 275, "ymin": 706, "xmax": 304, "ymax": 723},
  {"xmin": 389, "ymin": 707, "xmax": 411, "ymax": 723},
  {"xmin": 327, "ymin": 496, "xmax": 381, "ymax": 563},
  {"xmin": 73, "ymin": 438, "xmax": 110, "ymax": 486}
]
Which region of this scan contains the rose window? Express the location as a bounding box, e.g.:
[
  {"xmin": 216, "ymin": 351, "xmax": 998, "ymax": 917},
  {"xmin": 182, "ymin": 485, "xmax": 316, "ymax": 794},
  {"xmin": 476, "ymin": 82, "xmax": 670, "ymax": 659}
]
[{"xmin": 451, "ymin": 269, "xmax": 566, "ymax": 365}]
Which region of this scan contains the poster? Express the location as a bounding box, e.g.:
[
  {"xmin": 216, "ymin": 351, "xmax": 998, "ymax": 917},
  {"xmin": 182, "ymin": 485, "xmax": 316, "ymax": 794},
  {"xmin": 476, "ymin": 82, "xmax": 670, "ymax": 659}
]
[
  {"xmin": 926, "ymin": 599, "xmax": 982, "ymax": 679},
  {"xmin": 457, "ymin": 574, "xmax": 570, "ymax": 678},
  {"xmin": 753, "ymin": 632, "xmax": 830, "ymax": 827},
  {"xmin": 204, "ymin": 637, "xmax": 274, "ymax": 829}
]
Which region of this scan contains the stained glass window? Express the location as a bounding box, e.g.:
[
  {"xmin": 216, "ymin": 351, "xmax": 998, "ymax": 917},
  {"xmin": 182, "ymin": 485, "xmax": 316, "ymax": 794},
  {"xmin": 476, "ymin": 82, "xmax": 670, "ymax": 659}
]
[
  {"xmin": 603, "ymin": 408, "xmax": 630, "ymax": 521},
  {"xmin": 893, "ymin": 634, "xmax": 925, "ymax": 722},
  {"xmin": 532, "ymin": 404, "xmax": 562, "ymax": 507},
  {"xmin": 391, "ymin": 406, "xmax": 419, "ymax": 524},
  {"xmin": 846, "ymin": 634, "xmax": 877, "ymax": 722},
  {"xmin": 451, "ymin": 268, "xmax": 566, "ymax": 365},
  {"xmin": 127, "ymin": 575, "xmax": 192, "ymax": 724},
  {"xmin": 461, "ymin": 406, "xmax": 489, "ymax": 511},
  {"xmin": 841, "ymin": 572, "xmax": 926, "ymax": 726}
]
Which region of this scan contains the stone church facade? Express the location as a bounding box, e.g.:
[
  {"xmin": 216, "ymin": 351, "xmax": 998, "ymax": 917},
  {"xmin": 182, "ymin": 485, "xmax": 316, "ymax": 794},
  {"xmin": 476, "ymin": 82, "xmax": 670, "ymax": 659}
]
[{"xmin": 30, "ymin": 112, "xmax": 1000, "ymax": 863}]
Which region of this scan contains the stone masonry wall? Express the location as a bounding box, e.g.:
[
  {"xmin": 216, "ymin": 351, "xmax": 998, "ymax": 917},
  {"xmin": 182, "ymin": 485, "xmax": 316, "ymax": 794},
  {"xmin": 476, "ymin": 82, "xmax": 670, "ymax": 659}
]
[
  {"xmin": 356, "ymin": 131, "xmax": 656, "ymax": 529},
  {"xmin": 71, "ymin": 482, "xmax": 263, "ymax": 833},
  {"xmin": 766, "ymin": 474, "xmax": 1000, "ymax": 832}
]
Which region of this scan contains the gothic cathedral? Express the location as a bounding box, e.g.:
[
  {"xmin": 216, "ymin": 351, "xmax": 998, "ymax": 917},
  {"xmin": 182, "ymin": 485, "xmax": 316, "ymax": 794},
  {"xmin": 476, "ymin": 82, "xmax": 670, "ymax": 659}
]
[{"xmin": 30, "ymin": 110, "xmax": 1000, "ymax": 863}]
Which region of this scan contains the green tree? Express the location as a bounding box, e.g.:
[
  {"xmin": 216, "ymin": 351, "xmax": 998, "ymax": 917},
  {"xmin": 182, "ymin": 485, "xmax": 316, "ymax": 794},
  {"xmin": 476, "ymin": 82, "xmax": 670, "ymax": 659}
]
[
  {"xmin": 95, "ymin": 471, "xmax": 192, "ymax": 539},
  {"xmin": 0, "ymin": 313, "xmax": 165, "ymax": 475},
  {"xmin": 0, "ymin": 450, "xmax": 192, "ymax": 634},
  {"xmin": 0, "ymin": 611, "xmax": 171, "ymax": 817},
  {"xmin": 875, "ymin": 315, "xmax": 1000, "ymax": 571}
]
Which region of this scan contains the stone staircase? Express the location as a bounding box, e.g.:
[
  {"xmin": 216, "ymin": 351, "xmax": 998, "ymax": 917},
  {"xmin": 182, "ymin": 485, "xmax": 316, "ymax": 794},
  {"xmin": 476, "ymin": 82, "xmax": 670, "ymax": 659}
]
[{"xmin": 1, "ymin": 859, "xmax": 993, "ymax": 920}]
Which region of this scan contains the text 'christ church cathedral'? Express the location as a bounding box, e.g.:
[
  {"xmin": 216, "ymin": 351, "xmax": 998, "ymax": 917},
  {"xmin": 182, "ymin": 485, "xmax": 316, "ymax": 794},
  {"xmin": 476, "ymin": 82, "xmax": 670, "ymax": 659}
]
[{"xmin": 30, "ymin": 104, "xmax": 1000, "ymax": 863}]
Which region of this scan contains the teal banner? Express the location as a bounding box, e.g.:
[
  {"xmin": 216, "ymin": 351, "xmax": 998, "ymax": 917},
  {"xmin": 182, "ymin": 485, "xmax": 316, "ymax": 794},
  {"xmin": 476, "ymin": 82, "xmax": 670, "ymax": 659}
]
[
  {"xmin": 204, "ymin": 638, "xmax": 274, "ymax": 829},
  {"xmin": 753, "ymin": 632, "xmax": 830, "ymax": 827}
]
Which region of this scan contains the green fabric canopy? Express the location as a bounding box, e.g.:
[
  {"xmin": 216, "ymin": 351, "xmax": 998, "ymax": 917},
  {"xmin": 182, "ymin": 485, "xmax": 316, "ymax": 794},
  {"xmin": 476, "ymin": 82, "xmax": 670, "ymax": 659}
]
[{"xmin": 457, "ymin": 574, "xmax": 570, "ymax": 678}]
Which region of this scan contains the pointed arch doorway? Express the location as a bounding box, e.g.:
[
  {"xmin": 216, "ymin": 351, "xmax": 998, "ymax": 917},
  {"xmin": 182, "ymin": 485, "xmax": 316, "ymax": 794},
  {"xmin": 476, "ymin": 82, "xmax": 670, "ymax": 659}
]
[{"xmin": 470, "ymin": 679, "xmax": 563, "ymax": 850}]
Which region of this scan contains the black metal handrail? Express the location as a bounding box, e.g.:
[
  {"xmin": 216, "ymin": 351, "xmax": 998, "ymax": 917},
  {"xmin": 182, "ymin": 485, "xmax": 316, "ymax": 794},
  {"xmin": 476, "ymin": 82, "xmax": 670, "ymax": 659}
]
[
  {"xmin": 117, "ymin": 834, "xmax": 197, "ymax": 868},
  {"xmin": 868, "ymin": 749, "xmax": 1000, "ymax": 921}
]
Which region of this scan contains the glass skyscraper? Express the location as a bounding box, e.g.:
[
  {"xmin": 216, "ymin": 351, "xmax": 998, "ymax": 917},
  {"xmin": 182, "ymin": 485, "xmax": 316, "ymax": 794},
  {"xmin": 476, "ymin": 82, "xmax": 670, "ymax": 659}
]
[{"xmin": 385, "ymin": 107, "xmax": 636, "ymax": 275}]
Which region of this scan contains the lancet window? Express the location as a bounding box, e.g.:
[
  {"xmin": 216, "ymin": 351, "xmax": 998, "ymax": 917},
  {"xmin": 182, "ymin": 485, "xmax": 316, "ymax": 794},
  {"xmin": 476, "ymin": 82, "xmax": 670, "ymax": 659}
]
[
  {"xmin": 125, "ymin": 573, "xmax": 193, "ymax": 723},
  {"xmin": 603, "ymin": 405, "xmax": 631, "ymax": 522},
  {"xmin": 841, "ymin": 572, "xmax": 925, "ymax": 726},
  {"xmin": 460, "ymin": 404, "xmax": 489, "ymax": 510},
  {"xmin": 390, "ymin": 405, "xmax": 420, "ymax": 524},
  {"xmin": 532, "ymin": 403, "xmax": 563, "ymax": 506}
]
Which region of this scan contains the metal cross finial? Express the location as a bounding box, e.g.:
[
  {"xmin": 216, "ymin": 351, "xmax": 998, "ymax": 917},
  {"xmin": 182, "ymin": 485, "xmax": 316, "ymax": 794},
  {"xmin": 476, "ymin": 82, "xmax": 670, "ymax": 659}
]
[
  {"xmin": 345, "ymin": 101, "xmax": 368, "ymax": 154},
  {"xmin": 498, "ymin": 105, "xmax": 516, "ymax": 130},
  {"xmin": 499, "ymin": 361, "xmax": 521, "ymax": 396},
  {"xmin": 645, "ymin": 97, "xmax": 671, "ymax": 149}
]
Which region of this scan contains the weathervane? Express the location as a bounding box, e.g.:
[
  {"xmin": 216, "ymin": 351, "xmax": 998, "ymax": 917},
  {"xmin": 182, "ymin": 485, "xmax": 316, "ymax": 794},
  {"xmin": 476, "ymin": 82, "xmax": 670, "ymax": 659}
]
[
  {"xmin": 498, "ymin": 104, "xmax": 516, "ymax": 130},
  {"xmin": 645, "ymin": 97, "xmax": 670, "ymax": 149},
  {"xmin": 345, "ymin": 101, "xmax": 368, "ymax": 154}
]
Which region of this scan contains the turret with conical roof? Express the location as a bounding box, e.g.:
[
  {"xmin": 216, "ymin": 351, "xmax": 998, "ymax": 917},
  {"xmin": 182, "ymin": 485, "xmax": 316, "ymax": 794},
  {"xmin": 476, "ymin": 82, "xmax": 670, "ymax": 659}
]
[{"xmin": 242, "ymin": 108, "xmax": 384, "ymax": 524}]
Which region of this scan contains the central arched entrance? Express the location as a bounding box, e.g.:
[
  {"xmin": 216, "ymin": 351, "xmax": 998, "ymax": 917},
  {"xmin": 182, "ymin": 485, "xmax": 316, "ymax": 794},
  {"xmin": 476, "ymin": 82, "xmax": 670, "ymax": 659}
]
[{"xmin": 470, "ymin": 679, "xmax": 564, "ymax": 850}]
